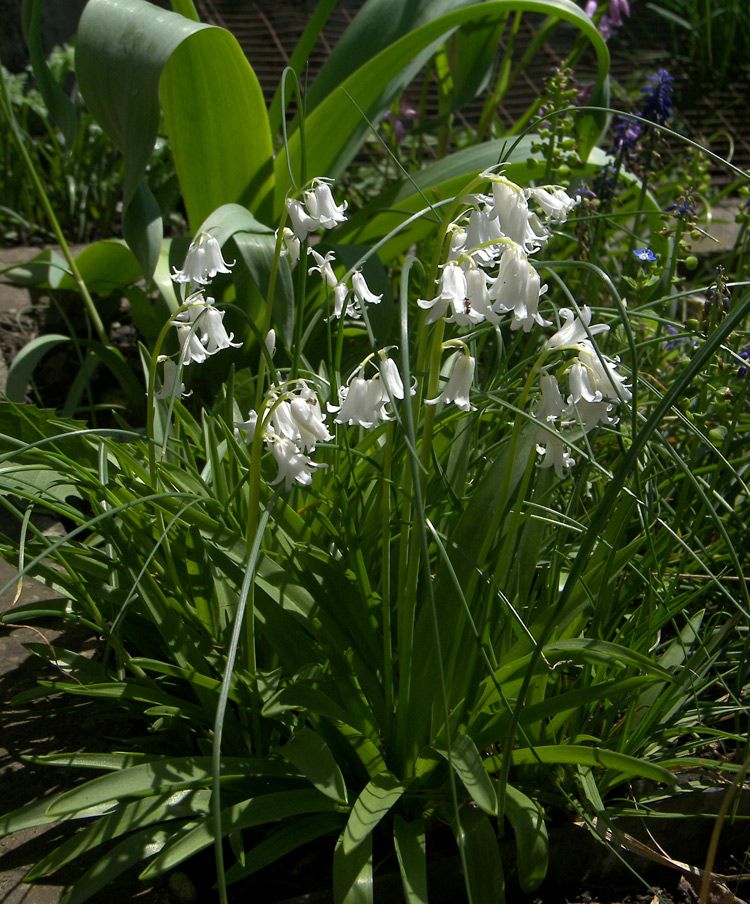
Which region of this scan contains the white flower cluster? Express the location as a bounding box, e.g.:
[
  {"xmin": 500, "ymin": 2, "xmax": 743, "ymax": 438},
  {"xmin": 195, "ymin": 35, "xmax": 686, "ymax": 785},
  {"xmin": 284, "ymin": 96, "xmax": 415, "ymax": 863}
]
[
  {"xmin": 281, "ymin": 178, "xmax": 383, "ymax": 320},
  {"xmin": 533, "ymin": 306, "xmax": 632, "ymax": 478},
  {"xmin": 329, "ymin": 350, "xmax": 411, "ymax": 428},
  {"xmin": 236, "ymin": 380, "xmax": 332, "ymax": 491},
  {"xmin": 155, "ymin": 233, "xmax": 240, "ymax": 401},
  {"xmin": 419, "ymin": 176, "xmax": 579, "ymax": 334}
]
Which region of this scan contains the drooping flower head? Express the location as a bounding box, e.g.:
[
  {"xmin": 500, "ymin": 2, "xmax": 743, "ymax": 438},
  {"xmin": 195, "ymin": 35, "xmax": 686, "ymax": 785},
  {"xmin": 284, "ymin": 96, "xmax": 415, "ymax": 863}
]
[
  {"xmin": 425, "ymin": 350, "xmax": 476, "ymax": 412},
  {"xmin": 172, "ymin": 232, "xmax": 234, "ymax": 286}
]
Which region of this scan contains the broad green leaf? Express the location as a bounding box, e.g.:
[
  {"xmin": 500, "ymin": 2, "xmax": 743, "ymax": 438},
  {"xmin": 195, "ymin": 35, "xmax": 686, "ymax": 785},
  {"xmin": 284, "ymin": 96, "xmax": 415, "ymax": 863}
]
[
  {"xmin": 434, "ymin": 733, "xmax": 497, "ymax": 815},
  {"xmin": 2, "ymin": 247, "xmax": 67, "ymax": 288},
  {"xmin": 277, "ymin": 0, "xmax": 609, "ymax": 204},
  {"xmin": 5, "ymin": 334, "xmax": 70, "ymax": 403},
  {"xmin": 484, "ymin": 745, "xmax": 677, "ymax": 783},
  {"xmin": 504, "ymin": 784, "xmax": 548, "ymax": 892},
  {"xmin": 27, "ymin": 791, "xmax": 210, "ymax": 880},
  {"xmin": 342, "ymin": 772, "xmax": 406, "ymax": 854},
  {"xmin": 142, "ymin": 789, "xmax": 339, "ymax": 877},
  {"xmin": 279, "ymin": 727, "xmax": 349, "ymax": 804},
  {"xmin": 160, "ymin": 29, "xmax": 274, "ymax": 228},
  {"xmin": 75, "ymin": 0, "xmax": 211, "ymax": 208},
  {"xmin": 456, "ymin": 806, "xmax": 505, "ymax": 904},
  {"xmin": 393, "ymin": 815, "xmax": 428, "ymax": 904},
  {"xmin": 0, "ymin": 795, "xmax": 113, "ymax": 841},
  {"xmin": 21, "ymin": 0, "xmax": 77, "ymax": 145},
  {"xmin": 334, "ymin": 828, "xmax": 373, "ymax": 904}
]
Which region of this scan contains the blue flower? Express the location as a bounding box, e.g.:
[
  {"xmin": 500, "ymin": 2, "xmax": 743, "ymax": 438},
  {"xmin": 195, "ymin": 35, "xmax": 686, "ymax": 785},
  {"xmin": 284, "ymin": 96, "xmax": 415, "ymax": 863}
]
[
  {"xmin": 641, "ymin": 69, "xmax": 674, "ymax": 129},
  {"xmin": 633, "ymin": 248, "xmax": 657, "ymax": 261}
]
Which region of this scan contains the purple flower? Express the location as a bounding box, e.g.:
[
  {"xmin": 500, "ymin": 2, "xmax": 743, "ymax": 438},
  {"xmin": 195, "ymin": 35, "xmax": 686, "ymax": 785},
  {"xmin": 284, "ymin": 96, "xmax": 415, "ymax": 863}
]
[
  {"xmin": 641, "ymin": 69, "xmax": 674, "ymax": 129},
  {"xmin": 383, "ymin": 97, "xmax": 419, "ymax": 144},
  {"xmin": 611, "ymin": 115, "xmax": 642, "ymax": 158},
  {"xmin": 665, "ymin": 200, "xmax": 696, "ymax": 218},
  {"xmin": 633, "ymin": 248, "xmax": 657, "ymax": 261}
]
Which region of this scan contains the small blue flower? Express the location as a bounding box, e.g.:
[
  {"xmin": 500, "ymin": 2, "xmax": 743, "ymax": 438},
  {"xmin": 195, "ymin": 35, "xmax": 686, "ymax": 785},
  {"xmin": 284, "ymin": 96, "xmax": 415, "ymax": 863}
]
[{"xmin": 634, "ymin": 248, "xmax": 657, "ymax": 261}]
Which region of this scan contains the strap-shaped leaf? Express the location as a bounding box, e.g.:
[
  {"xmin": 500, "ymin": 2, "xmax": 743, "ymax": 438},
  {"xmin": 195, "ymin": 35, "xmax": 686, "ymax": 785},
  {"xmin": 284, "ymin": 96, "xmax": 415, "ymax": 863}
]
[
  {"xmin": 279, "ymin": 727, "xmax": 349, "ymax": 804},
  {"xmin": 27, "ymin": 790, "xmax": 210, "ymax": 880},
  {"xmin": 456, "ymin": 806, "xmax": 505, "ymax": 904},
  {"xmin": 334, "ymin": 828, "xmax": 373, "ymax": 904},
  {"xmin": 142, "ymin": 788, "xmax": 339, "ymax": 877},
  {"xmin": 504, "ymin": 784, "xmax": 548, "ymax": 892},
  {"xmin": 434, "ymin": 732, "xmax": 497, "ymax": 815},
  {"xmin": 5, "ymin": 334, "xmax": 70, "ymax": 403},
  {"xmin": 342, "ymin": 772, "xmax": 406, "ymax": 854},
  {"xmin": 393, "ymin": 815, "xmax": 428, "ymax": 904},
  {"xmin": 276, "ymin": 0, "xmax": 609, "ymax": 204}
]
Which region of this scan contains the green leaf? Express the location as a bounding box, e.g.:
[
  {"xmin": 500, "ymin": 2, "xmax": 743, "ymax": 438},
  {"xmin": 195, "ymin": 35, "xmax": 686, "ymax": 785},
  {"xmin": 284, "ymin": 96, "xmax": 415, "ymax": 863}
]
[
  {"xmin": 342, "ymin": 772, "xmax": 406, "ymax": 854},
  {"xmin": 277, "ymin": 0, "xmax": 609, "ymax": 204},
  {"xmin": 334, "ymin": 828, "xmax": 373, "ymax": 904},
  {"xmin": 504, "ymin": 784, "xmax": 548, "ymax": 892},
  {"xmin": 224, "ymin": 812, "xmax": 345, "ymax": 884},
  {"xmin": 485, "ymin": 745, "xmax": 677, "ymax": 784},
  {"xmin": 279, "ymin": 727, "xmax": 349, "ymax": 804},
  {"xmin": 2, "ymin": 247, "xmax": 67, "ymax": 288},
  {"xmin": 456, "ymin": 806, "xmax": 505, "ymax": 904},
  {"xmin": 434, "ymin": 733, "xmax": 497, "ymax": 815},
  {"xmin": 142, "ymin": 789, "xmax": 338, "ymax": 877},
  {"xmin": 160, "ymin": 29, "xmax": 274, "ymax": 228},
  {"xmin": 5, "ymin": 334, "xmax": 71, "ymax": 403},
  {"xmin": 63, "ymin": 826, "xmax": 175, "ymax": 904},
  {"xmin": 27, "ymin": 790, "xmax": 210, "ymax": 880},
  {"xmin": 393, "ymin": 815, "xmax": 428, "ymax": 904},
  {"xmin": 21, "ymin": 0, "xmax": 77, "ymax": 146},
  {"xmin": 46, "ymin": 756, "xmax": 293, "ymax": 817}
]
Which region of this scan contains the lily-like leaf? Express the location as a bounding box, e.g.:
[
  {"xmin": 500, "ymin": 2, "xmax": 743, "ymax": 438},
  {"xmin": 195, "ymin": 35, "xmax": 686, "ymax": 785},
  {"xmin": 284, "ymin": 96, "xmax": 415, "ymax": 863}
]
[
  {"xmin": 504, "ymin": 784, "xmax": 548, "ymax": 892},
  {"xmin": 279, "ymin": 727, "xmax": 349, "ymax": 804},
  {"xmin": 342, "ymin": 772, "xmax": 406, "ymax": 854},
  {"xmin": 434, "ymin": 733, "xmax": 497, "ymax": 815},
  {"xmin": 393, "ymin": 815, "xmax": 428, "ymax": 904}
]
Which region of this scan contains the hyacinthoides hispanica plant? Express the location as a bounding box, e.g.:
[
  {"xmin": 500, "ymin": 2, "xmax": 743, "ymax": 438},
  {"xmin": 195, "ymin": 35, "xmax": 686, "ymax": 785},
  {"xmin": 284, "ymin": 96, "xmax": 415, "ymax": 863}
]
[{"xmin": 2, "ymin": 0, "xmax": 750, "ymax": 902}]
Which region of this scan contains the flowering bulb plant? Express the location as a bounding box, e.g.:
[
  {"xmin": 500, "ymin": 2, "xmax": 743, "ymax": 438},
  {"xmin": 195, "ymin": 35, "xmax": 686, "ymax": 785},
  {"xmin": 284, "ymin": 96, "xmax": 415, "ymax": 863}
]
[{"xmin": 2, "ymin": 1, "xmax": 750, "ymax": 903}]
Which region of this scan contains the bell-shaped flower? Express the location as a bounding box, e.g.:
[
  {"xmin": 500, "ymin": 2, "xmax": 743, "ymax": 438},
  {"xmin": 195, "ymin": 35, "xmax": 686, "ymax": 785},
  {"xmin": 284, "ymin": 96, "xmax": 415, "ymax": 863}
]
[
  {"xmin": 172, "ymin": 233, "xmax": 234, "ymax": 286},
  {"xmin": 487, "ymin": 243, "xmax": 549, "ymax": 332},
  {"xmin": 565, "ymin": 396, "xmax": 618, "ymax": 433},
  {"xmin": 460, "ymin": 203, "xmax": 507, "ymax": 265},
  {"xmin": 286, "ymin": 198, "xmax": 318, "ymax": 242},
  {"xmin": 418, "ymin": 262, "xmax": 467, "ymax": 325},
  {"xmin": 308, "ymin": 248, "xmax": 339, "ymax": 289},
  {"xmin": 379, "ymin": 354, "xmax": 405, "ymax": 400},
  {"xmin": 576, "ymin": 342, "xmax": 632, "ymax": 403},
  {"xmin": 176, "ymin": 323, "xmax": 208, "ymax": 366},
  {"xmin": 304, "ymin": 179, "xmax": 348, "ymax": 229},
  {"xmin": 235, "ymin": 410, "xmax": 258, "ymax": 445},
  {"xmin": 199, "ymin": 305, "xmax": 242, "ymax": 355},
  {"xmin": 154, "ymin": 357, "xmax": 190, "ymax": 400},
  {"xmin": 352, "ymin": 270, "xmax": 382, "ymax": 307},
  {"xmin": 536, "ymin": 431, "xmax": 575, "ymax": 479},
  {"xmin": 534, "ymin": 374, "xmax": 566, "ymax": 426},
  {"xmin": 486, "ymin": 176, "xmax": 548, "ymax": 252},
  {"xmin": 566, "ymin": 359, "xmax": 603, "ymax": 404},
  {"xmin": 545, "ymin": 306, "xmax": 609, "ymax": 351},
  {"xmin": 268, "ymin": 436, "xmax": 323, "ymax": 491},
  {"xmin": 288, "ymin": 384, "xmax": 333, "ymax": 452},
  {"xmin": 531, "ymin": 186, "xmax": 580, "ymax": 224},
  {"xmin": 278, "ymin": 227, "xmax": 301, "ymax": 268},
  {"xmin": 330, "ymin": 370, "xmax": 390, "ymax": 428},
  {"xmin": 425, "ymin": 351, "xmax": 475, "ymax": 412}
]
